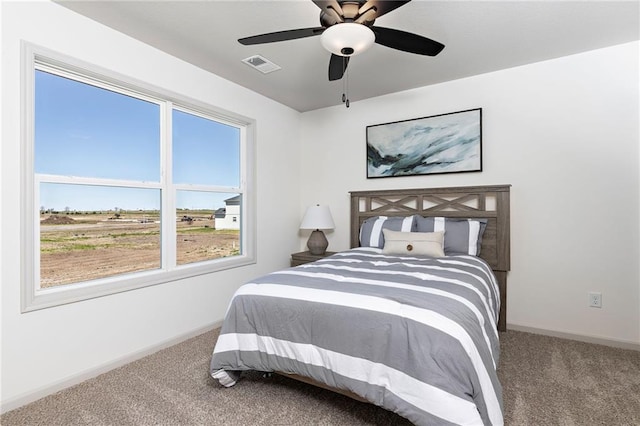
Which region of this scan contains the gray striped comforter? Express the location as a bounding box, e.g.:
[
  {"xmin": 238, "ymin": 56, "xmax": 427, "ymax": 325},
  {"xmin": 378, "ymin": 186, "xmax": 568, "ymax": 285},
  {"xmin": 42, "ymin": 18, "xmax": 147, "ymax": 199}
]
[{"xmin": 210, "ymin": 247, "xmax": 503, "ymax": 425}]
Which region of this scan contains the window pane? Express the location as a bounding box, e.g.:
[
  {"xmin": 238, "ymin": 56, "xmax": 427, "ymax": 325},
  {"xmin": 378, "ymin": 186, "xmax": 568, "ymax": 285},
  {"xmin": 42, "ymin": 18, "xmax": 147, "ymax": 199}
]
[
  {"xmin": 173, "ymin": 109, "xmax": 240, "ymax": 187},
  {"xmin": 176, "ymin": 191, "xmax": 240, "ymax": 265},
  {"xmin": 39, "ymin": 183, "xmax": 161, "ymax": 288},
  {"xmin": 34, "ymin": 70, "xmax": 160, "ymax": 181}
]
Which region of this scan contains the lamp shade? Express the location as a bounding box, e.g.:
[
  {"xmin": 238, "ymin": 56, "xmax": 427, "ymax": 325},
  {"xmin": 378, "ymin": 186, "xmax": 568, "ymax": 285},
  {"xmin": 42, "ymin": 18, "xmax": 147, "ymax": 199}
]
[
  {"xmin": 320, "ymin": 23, "xmax": 375, "ymax": 57},
  {"xmin": 300, "ymin": 205, "xmax": 335, "ymax": 230}
]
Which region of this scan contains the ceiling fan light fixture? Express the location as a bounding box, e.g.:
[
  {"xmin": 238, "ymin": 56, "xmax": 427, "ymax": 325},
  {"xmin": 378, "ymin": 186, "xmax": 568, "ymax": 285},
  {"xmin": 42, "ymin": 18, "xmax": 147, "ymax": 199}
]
[{"xmin": 320, "ymin": 23, "xmax": 375, "ymax": 57}]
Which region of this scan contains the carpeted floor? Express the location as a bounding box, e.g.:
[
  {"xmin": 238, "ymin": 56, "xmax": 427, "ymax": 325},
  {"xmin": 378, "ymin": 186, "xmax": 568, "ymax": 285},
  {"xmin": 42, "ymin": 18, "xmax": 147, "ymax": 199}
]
[{"xmin": 2, "ymin": 328, "xmax": 639, "ymax": 425}]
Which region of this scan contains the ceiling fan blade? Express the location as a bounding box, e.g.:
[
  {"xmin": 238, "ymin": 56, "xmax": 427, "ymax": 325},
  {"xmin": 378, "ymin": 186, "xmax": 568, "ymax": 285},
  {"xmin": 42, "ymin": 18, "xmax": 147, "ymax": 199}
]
[
  {"xmin": 238, "ymin": 27, "xmax": 325, "ymax": 45},
  {"xmin": 359, "ymin": 0, "xmax": 412, "ymax": 19},
  {"xmin": 371, "ymin": 26, "xmax": 444, "ymax": 56},
  {"xmin": 328, "ymin": 54, "xmax": 349, "ymax": 81}
]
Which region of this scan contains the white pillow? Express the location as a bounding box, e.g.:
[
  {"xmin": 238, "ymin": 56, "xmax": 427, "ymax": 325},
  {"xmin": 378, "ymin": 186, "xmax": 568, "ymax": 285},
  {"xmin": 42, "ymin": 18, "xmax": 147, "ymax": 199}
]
[{"xmin": 382, "ymin": 229, "xmax": 445, "ymax": 257}]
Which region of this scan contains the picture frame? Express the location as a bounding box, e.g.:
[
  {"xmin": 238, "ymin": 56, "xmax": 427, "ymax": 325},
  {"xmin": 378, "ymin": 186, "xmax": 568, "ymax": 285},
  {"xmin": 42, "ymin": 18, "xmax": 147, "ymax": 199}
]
[{"xmin": 366, "ymin": 108, "xmax": 482, "ymax": 178}]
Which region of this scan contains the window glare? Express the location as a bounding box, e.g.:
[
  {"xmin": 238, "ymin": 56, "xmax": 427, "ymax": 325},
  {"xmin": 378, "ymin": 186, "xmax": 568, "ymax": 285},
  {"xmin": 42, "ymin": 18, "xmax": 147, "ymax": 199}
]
[
  {"xmin": 34, "ymin": 69, "xmax": 160, "ymax": 181},
  {"xmin": 173, "ymin": 109, "xmax": 240, "ymax": 187}
]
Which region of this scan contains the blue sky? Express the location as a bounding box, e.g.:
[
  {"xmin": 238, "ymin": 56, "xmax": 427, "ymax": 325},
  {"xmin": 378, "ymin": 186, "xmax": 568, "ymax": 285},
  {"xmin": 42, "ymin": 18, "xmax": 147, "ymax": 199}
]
[{"xmin": 35, "ymin": 70, "xmax": 240, "ymax": 211}]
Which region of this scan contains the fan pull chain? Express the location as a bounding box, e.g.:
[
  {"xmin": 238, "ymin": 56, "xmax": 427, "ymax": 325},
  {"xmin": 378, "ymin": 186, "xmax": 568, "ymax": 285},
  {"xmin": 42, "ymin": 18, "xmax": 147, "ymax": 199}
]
[{"xmin": 342, "ymin": 57, "xmax": 350, "ymax": 108}]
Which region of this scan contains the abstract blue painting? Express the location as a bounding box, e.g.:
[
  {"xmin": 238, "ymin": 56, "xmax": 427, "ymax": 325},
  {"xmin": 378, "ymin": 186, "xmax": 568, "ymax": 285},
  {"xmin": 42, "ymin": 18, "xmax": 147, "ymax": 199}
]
[{"xmin": 367, "ymin": 108, "xmax": 482, "ymax": 178}]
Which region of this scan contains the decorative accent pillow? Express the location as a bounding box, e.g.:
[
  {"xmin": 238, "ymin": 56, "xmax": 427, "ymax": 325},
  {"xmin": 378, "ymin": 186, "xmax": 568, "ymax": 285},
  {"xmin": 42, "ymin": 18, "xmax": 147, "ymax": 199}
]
[
  {"xmin": 359, "ymin": 215, "xmax": 416, "ymax": 248},
  {"xmin": 382, "ymin": 229, "xmax": 445, "ymax": 257},
  {"xmin": 415, "ymin": 216, "xmax": 488, "ymax": 256}
]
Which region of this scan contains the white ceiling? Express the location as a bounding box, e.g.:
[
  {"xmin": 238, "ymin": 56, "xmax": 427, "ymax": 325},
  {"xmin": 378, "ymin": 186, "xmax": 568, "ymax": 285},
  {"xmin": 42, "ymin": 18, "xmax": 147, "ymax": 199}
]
[{"xmin": 57, "ymin": 0, "xmax": 639, "ymax": 112}]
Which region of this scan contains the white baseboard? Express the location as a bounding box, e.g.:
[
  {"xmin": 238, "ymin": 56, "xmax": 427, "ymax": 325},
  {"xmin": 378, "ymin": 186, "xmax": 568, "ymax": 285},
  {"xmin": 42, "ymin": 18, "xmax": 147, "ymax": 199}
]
[
  {"xmin": 507, "ymin": 323, "xmax": 640, "ymax": 351},
  {"xmin": 0, "ymin": 321, "xmax": 222, "ymax": 414}
]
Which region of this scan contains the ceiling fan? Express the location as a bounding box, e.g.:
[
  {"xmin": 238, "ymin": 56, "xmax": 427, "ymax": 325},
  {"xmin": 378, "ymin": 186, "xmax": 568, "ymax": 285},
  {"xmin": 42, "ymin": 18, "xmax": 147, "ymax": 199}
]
[{"xmin": 238, "ymin": 0, "xmax": 445, "ymax": 82}]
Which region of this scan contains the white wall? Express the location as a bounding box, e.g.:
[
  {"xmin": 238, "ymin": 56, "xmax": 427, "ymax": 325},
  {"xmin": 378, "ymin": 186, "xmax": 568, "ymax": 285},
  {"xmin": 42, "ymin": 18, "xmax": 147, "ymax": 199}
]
[
  {"xmin": 300, "ymin": 42, "xmax": 640, "ymax": 346},
  {"xmin": 1, "ymin": 1, "xmax": 301, "ymax": 410},
  {"xmin": 216, "ymin": 203, "xmax": 241, "ymax": 230}
]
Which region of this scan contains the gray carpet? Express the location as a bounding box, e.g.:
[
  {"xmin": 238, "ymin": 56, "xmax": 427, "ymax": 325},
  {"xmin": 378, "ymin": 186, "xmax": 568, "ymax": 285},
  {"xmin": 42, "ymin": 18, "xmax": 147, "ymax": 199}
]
[{"xmin": 2, "ymin": 328, "xmax": 639, "ymax": 425}]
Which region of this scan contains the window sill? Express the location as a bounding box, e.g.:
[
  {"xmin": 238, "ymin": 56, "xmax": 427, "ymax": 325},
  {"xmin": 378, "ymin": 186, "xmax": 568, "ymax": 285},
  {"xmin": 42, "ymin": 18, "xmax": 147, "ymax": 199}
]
[{"xmin": 22, "ymin": 254, "xmax": 256, "ymax": 313}]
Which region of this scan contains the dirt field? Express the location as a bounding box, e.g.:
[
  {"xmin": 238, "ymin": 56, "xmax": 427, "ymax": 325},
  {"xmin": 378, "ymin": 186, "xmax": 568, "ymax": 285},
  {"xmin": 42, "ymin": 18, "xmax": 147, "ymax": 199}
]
[{"xmin": 39, "ymin": 212, "xmax": 239, "ymax": 288}]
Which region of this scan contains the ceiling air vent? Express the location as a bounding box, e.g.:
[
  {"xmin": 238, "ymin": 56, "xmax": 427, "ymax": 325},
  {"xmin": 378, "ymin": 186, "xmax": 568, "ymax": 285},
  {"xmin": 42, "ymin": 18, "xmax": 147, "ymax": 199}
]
[{"xmin": 242, "ymin": 55, "xmax": 281, "ymax": 74}]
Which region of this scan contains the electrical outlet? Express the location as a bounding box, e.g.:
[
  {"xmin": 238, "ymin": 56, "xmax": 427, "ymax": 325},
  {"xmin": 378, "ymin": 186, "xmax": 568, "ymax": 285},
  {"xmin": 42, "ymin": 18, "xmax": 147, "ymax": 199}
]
[{"xmin": 589, "ymin": 292, "xmax": 602, "ymax": 308}]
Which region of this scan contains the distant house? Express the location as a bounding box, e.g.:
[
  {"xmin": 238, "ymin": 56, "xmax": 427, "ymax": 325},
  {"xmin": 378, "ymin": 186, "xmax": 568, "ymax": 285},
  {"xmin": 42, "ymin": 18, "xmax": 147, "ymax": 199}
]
[{"xmin": 214, "ymin": 195, "xmax": 240, "ymax": 230}]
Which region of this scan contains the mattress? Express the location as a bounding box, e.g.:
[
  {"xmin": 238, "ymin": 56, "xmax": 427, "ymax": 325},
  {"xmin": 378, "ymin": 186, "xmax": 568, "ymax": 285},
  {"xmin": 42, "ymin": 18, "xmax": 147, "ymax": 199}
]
[{"xmin": 210, "ymin": 247, "xmax": 503, "ymax": 425}]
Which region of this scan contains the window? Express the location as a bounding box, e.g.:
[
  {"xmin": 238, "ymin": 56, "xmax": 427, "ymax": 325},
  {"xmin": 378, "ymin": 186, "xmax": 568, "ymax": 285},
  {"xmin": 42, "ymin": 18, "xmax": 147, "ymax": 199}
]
[{"xmin": 22, "ymin": 44, "xmax": 255, "ymax": 312}]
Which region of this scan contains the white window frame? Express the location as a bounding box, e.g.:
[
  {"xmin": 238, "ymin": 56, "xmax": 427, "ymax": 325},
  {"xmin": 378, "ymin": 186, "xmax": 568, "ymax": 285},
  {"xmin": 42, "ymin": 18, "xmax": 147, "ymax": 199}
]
[{"xmin": 21, "ymin": 42, "xmax": 256, "ymax": 312}]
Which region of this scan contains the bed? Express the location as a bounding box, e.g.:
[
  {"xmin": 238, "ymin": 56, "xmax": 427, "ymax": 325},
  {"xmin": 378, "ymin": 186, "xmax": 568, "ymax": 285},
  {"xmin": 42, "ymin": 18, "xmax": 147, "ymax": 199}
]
[{"xmin": 210, "ymin": 184, "xmax": 511, "ymax": 425}]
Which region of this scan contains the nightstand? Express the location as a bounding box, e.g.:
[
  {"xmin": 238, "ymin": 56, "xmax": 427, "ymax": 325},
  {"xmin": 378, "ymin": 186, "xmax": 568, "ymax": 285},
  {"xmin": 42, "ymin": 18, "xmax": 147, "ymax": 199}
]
[{"xmin": 290, "ymin": 251, "xmax": 336, "ymax": 267}]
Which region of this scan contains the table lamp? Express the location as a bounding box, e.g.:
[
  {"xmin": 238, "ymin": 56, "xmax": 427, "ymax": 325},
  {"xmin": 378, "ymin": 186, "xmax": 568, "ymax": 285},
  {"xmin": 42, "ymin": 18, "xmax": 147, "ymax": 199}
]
[{"xmin": 300, "ymin": 204, "xmax": 335, "ymax": 255}]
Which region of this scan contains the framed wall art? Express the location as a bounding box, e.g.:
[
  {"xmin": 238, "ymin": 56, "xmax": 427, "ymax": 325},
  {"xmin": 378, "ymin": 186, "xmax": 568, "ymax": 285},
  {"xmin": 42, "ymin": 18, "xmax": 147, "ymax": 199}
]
[{"xmin": 366, "ymin": 108, "xmax": 482, "ymax": 178}]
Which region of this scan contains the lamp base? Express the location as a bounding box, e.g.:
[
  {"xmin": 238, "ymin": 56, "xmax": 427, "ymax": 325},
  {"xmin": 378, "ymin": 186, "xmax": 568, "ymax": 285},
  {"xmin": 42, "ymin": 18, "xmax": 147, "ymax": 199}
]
[{"xmin": 307, "ymin": 229, "xmax": 328, "ymax": 255}]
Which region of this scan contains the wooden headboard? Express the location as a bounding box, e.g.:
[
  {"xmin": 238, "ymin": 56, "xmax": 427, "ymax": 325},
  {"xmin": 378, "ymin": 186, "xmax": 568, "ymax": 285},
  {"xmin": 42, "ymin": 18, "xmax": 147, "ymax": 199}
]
[{"xmin": 349, "ymin": 184, "xmax": 511, "ymax": 331}]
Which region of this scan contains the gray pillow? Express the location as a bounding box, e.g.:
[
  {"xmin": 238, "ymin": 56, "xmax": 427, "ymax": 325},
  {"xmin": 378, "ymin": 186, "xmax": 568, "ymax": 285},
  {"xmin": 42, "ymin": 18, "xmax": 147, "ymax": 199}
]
[
  {"xmin": 359, "ymin": 216, "xmax": 416, "ymax": 248},
  {"xmin": 415, "ymin": 216, "xmax": 488, "ymax": 256}
]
